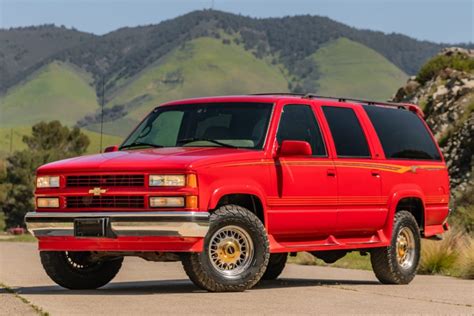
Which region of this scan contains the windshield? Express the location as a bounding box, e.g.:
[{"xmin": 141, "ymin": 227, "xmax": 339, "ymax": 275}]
[{"xmin": 120, "ymin": 102, "xmax": 273, "ymax": 150}]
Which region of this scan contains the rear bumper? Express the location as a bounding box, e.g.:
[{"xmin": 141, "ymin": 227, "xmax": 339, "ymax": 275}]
[{"xmin": 24, "ymin": 211, "xmax": 210, "ymax": 238}]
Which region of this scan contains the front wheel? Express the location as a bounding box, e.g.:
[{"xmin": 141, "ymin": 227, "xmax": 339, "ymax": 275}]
[
  {"xmin": 40, "ymin": 251, "xmax": 123, "ymax": 289},
  {"xmin": 370, "ymin": 211, "xmax": 421, "ymax": 284},
  {"xmin": 181, "ymin": 204, "xmax": 269, "ymax": 292}
]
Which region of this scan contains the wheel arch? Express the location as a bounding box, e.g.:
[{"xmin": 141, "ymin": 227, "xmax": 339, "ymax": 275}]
[
  {"xmin": 208, "ymin": 187, "xmax": 267, "ymax": 225},
  {"xmin": 385, "ymin": 188, "xmax": 426, "ymax": 237}
]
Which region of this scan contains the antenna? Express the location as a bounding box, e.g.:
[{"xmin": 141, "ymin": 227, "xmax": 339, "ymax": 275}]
[{"xmin": 99, "ymin": 75, "xmax": 105, "ymax": 153}]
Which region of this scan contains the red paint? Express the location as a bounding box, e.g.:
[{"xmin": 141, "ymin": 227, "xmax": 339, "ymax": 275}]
[
  {"xmin": 34, "ymin": 95, "xmax": 450, "ymax": 252},
  {"xmin": 279, "ymin": 140, "xmax": 312, "ymax": 156}
]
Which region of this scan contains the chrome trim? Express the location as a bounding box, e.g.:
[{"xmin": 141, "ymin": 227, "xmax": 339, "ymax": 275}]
[{"xmin": 25, "ymin": 211, "xmax": 209, "ymax": 238}]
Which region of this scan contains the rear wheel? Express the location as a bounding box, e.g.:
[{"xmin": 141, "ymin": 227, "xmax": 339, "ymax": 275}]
[
  {"xmin": 261, "ymin": 253, "xmax": 287, "ymax": 280},
  {"xmin": 181, "ymin": 204, "xmax": 269, "ymax": 292},
  {"xmin": 40, "ymin": 251, "xmax": 123, "ymax": 289},
  {"xmin": 370, "ymin": 211, "xmax": 421, "ymax": 284}
]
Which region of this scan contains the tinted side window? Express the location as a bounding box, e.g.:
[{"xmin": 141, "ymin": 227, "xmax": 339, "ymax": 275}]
[
  {"xmin": 277, "ymin": 105, "xmax": 326, "ymax": 156},
  {"xmin": 322, "ymin": 106, "xmax": 370, "ymax": 158},
  {"xmin": 363, "ymin": 105, "xmax": 441, "ymax": 160}
]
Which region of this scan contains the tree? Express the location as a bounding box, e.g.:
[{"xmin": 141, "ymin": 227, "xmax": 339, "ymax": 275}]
[{"xmin": 1, "ymin": 121, "xmax": 89, "ymax": 228}]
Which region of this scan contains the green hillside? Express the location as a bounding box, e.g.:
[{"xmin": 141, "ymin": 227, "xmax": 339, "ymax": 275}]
[
  {"xmin": 0, "ymin": 61, "xmax": 99, "ymax": 127},
  {"xmin": 0, "ymin": 37, "xmax": 411, "ymax": 138},
  {"xmin": 312, "ymin": 38, "xmax": 408, "ymax": 100},
  {"xmin": 0, "ymin": 126, "xmax": 123, "ymax": 159},
  {"xmin": 111, "ymin": 37, "xmax": 288, "ymax": 118}
]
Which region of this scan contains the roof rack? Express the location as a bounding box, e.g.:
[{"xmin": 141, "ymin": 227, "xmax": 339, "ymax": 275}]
[
  {"xmin": 248, "ymin": 92, "xmax": 422, "ymax": 116},
  {"xmin": 250, "ymin": 92, "xmax": 305, "ymax": 96},
  {"xmin": 302, "ymin": 93, "xmax": 423, "ymax": 116}
]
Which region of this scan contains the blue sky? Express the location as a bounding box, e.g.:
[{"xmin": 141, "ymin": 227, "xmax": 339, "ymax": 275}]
[{"xmin": 0, "ymin": 0, "xmax": 472, "ymax": 43}]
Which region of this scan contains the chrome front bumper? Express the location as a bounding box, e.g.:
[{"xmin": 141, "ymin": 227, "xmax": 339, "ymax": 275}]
[{"xmin": 24, "ymin": 211, "xmax": 210, "ymax": 238}]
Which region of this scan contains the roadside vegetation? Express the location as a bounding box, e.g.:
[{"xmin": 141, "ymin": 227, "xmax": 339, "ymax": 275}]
[
  {"xmin": 0, "ymin": 121, "xmax": 90, "ymax": 229},
  {"xmin": 416, "ymin": 52, "xmax": 474, "ymax": 84}
]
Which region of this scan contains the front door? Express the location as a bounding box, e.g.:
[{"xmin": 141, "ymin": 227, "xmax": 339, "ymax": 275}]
[
  {"xmin": 321, "ymin": 105, "xmax": 384, "ymax": 234},
  {"xmin": 267, "ymin": 103, "xmax": 337, "ymax": 239}
]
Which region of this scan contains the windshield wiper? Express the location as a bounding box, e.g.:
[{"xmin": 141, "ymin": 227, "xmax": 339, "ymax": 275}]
[
  {"xmin": 120, "ymin": 142, "xmax": 164, "ymax": 150},
  {"xmin": 177, "ymin": 137, "xmax": 237, "ymax": 148}
]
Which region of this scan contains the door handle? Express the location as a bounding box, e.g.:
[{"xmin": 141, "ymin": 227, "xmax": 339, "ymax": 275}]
[
  {"xmin": 327, "ymin": 169, "xmax": 336, "ymax": 177},
  {"xmin": 371, "ymin": 170, "xmax": 380, "ymax": 177}
]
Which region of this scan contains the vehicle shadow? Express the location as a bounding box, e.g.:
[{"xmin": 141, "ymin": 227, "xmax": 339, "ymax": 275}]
[{"xmin": 2, "ymin": 278, "xmax": 380, "ymax": 296}]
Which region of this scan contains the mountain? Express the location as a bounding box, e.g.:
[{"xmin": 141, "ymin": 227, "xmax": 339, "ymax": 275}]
[
  {"xmin": 393, "ymin": 47, "xmax": 473, "ymax": 199},
  {"xmin": 0, "ymin": 25, "xmax": 94, "ymax": 90},
  {"xmin": 0, "ymin": 9, "xmax": 471, "ymax": 141}
]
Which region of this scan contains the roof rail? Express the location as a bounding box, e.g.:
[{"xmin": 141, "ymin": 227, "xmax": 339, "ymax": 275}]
[
  {"xmin": 250, "ymin": 92, "xmax": 305, "ymax": 96},
  {"xmin": 302, "ymin": 93, "xmax": 423, "ymax": 117},
  {"xmin": 248, "ymin": 92, "xmax": 423, "ymax": 116}
]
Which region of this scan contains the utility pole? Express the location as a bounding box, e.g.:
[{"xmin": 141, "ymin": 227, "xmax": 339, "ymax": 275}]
[
  {"xmin": 9, "ymin": 128, "xmax": 13, "ymax": 153},
  {"xmin": 99, "ymin": 75, "xmax": 105, "ymax": 153}
]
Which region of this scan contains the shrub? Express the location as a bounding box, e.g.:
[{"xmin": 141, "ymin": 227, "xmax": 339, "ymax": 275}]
[
  {"xmin": 419, "ymin": 231, "xmax": 461, "ymax": 275},
  {"xmin": 416, "ymin": 54, "xmax": 474, "ymax": 84},
  {"xmin": 458, "ymin": 240, "xmax": 474, "ymax": 279}
]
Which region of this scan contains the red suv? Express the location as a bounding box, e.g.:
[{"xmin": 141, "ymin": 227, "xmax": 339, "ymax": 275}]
[{"xmin": 25, "ymin": 94, "xmax": 450, "ymax": 292}]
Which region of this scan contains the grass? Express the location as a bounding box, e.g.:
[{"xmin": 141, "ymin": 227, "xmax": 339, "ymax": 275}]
[
  {"xmin": 288, "ymin": 231, "xmax": 474, "ymax": 280},
  {"xmin": 0, "ymin": 213, "xmax": 36, "ymax": 242},
  {"xmin": 107, "ymin": 37, "xmax": 290, "ymax": 121},
  {"xmin": 0, "ymin": 126, "xmax": 123, "ymax": 158},
  {"xmin": 1, "ymin": 282, "xmax": 49, "ymax": 316},
  {"xmin": 288, "ymin": 251, "xmax": 372, "ymax": 270},
  {"xmin": 0, "ymin": 61, "xmax": 99, "ymax": 127},
  {"xmin": 312, "ymin": 37, "xmax": 408, "ymax": 101},
  {"xmin": 419, "ymin": 230, "xmax": 474, "ymax": 279},
  {"xmin": 0, "ymin": 212, "xmax": 5, "ymax": 232}
]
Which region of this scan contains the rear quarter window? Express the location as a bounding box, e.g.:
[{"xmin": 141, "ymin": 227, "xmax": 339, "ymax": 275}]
[{"xmin": 363, "ymin": 105, "xmax": 441, "ymax": 161}]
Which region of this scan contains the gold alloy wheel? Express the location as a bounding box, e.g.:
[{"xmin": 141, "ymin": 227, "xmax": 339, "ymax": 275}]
[
  {"xmin": 396, "ymin": 227, "xmax": 416, "ymax": 269},
  {"xmin": 209, "ymin": 225, "xmax": 254, "ymax": 278}
]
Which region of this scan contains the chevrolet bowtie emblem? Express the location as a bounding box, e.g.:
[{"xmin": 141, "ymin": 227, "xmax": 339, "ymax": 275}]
[{"xmin": 89, "ymin": 187, "xmax": 107, "ymax": 196}]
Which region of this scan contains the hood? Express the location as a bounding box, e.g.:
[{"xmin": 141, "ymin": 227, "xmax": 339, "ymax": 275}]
[{"xmin": 37, "ymin": 147, "xmax": 264, "ymax": 174}]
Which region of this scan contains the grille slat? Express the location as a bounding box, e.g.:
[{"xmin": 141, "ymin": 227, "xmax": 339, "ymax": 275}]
[
  {"xmin": 66, "ymin": 196, "xmax": 144, "ymax": 209},
  {"xmin": 66, "ymin": 175, "xmax": 145, "ymax": 187}
]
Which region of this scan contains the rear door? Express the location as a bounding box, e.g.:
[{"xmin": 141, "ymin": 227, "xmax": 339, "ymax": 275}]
[{"xmin": 321, "ymin": 104, "xmax": 386, "ymax": 234}]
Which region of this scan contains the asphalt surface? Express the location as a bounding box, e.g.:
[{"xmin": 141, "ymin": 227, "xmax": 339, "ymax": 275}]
[{"xmin": 0, "ymin": 242, "xmax": 473, "ymax": 315}]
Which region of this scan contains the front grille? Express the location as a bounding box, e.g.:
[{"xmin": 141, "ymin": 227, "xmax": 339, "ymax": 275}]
[
  {"xmin": 66, "ymin": 196, "xmax": 145, "ymax": 209},
  {"xmin": 66, "ymin": 175, "xmax": 145, "ymax": 187}
]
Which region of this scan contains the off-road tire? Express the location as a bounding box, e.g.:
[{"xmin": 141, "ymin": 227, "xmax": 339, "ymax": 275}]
[
  {"xmin": 181, "ymin": 204, "xmax": 269, "ymax": 292},
  {"xmin": 261, "ymin": 253, "xmax": 287, "ymax": 280},
  {"xmin": 370, "ymin": 211, "xmax": 421, "ymax": 284},
  {"xmin": 40, "ymin": 251, "xmax": 123, "ymax": 289}
]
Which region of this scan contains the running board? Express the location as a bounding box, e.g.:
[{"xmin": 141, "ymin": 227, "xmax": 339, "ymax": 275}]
[{"xmin": 268, "ymin": 230, "xmax": 389, "ymax": 253}]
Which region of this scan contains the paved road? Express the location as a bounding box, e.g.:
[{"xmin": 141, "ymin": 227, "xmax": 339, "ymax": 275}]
[{"xmin": 1, "ymin": 242, "xmax": 473, "ymax": 315}]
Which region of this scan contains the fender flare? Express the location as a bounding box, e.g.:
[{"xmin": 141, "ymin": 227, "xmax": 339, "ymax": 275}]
[
  {"xmin": 207, "ymin": 184, "xmax": 267, "ymax": 223},
  {"xmin": 384, "ymin": 187, "xmax": 426, "ymax": 237}
]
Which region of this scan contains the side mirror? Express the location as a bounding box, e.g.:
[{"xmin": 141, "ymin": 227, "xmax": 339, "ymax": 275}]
[
  {"xmin": 279, "ymin": 140, "xmax": 312, "ymax": 157},
  {"xmin": 104, "ymin": 145, "xmax": 119, "ymax": 153}
]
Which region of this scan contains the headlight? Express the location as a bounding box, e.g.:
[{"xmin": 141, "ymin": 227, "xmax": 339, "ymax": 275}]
[
  {"xmin": 37, "ymin": 197, "xmax": 59, "ymax": 208},
  {"xmin": 149, "ymin": 197, "xmax": 185, "ymax": 208},
  {"xmin": 149, "ymin": 175, "xmax": 185, "ymax": 187},
  {"xmin": 36, "ymin": 176, "xmax": 60, "ymax": 188}
]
